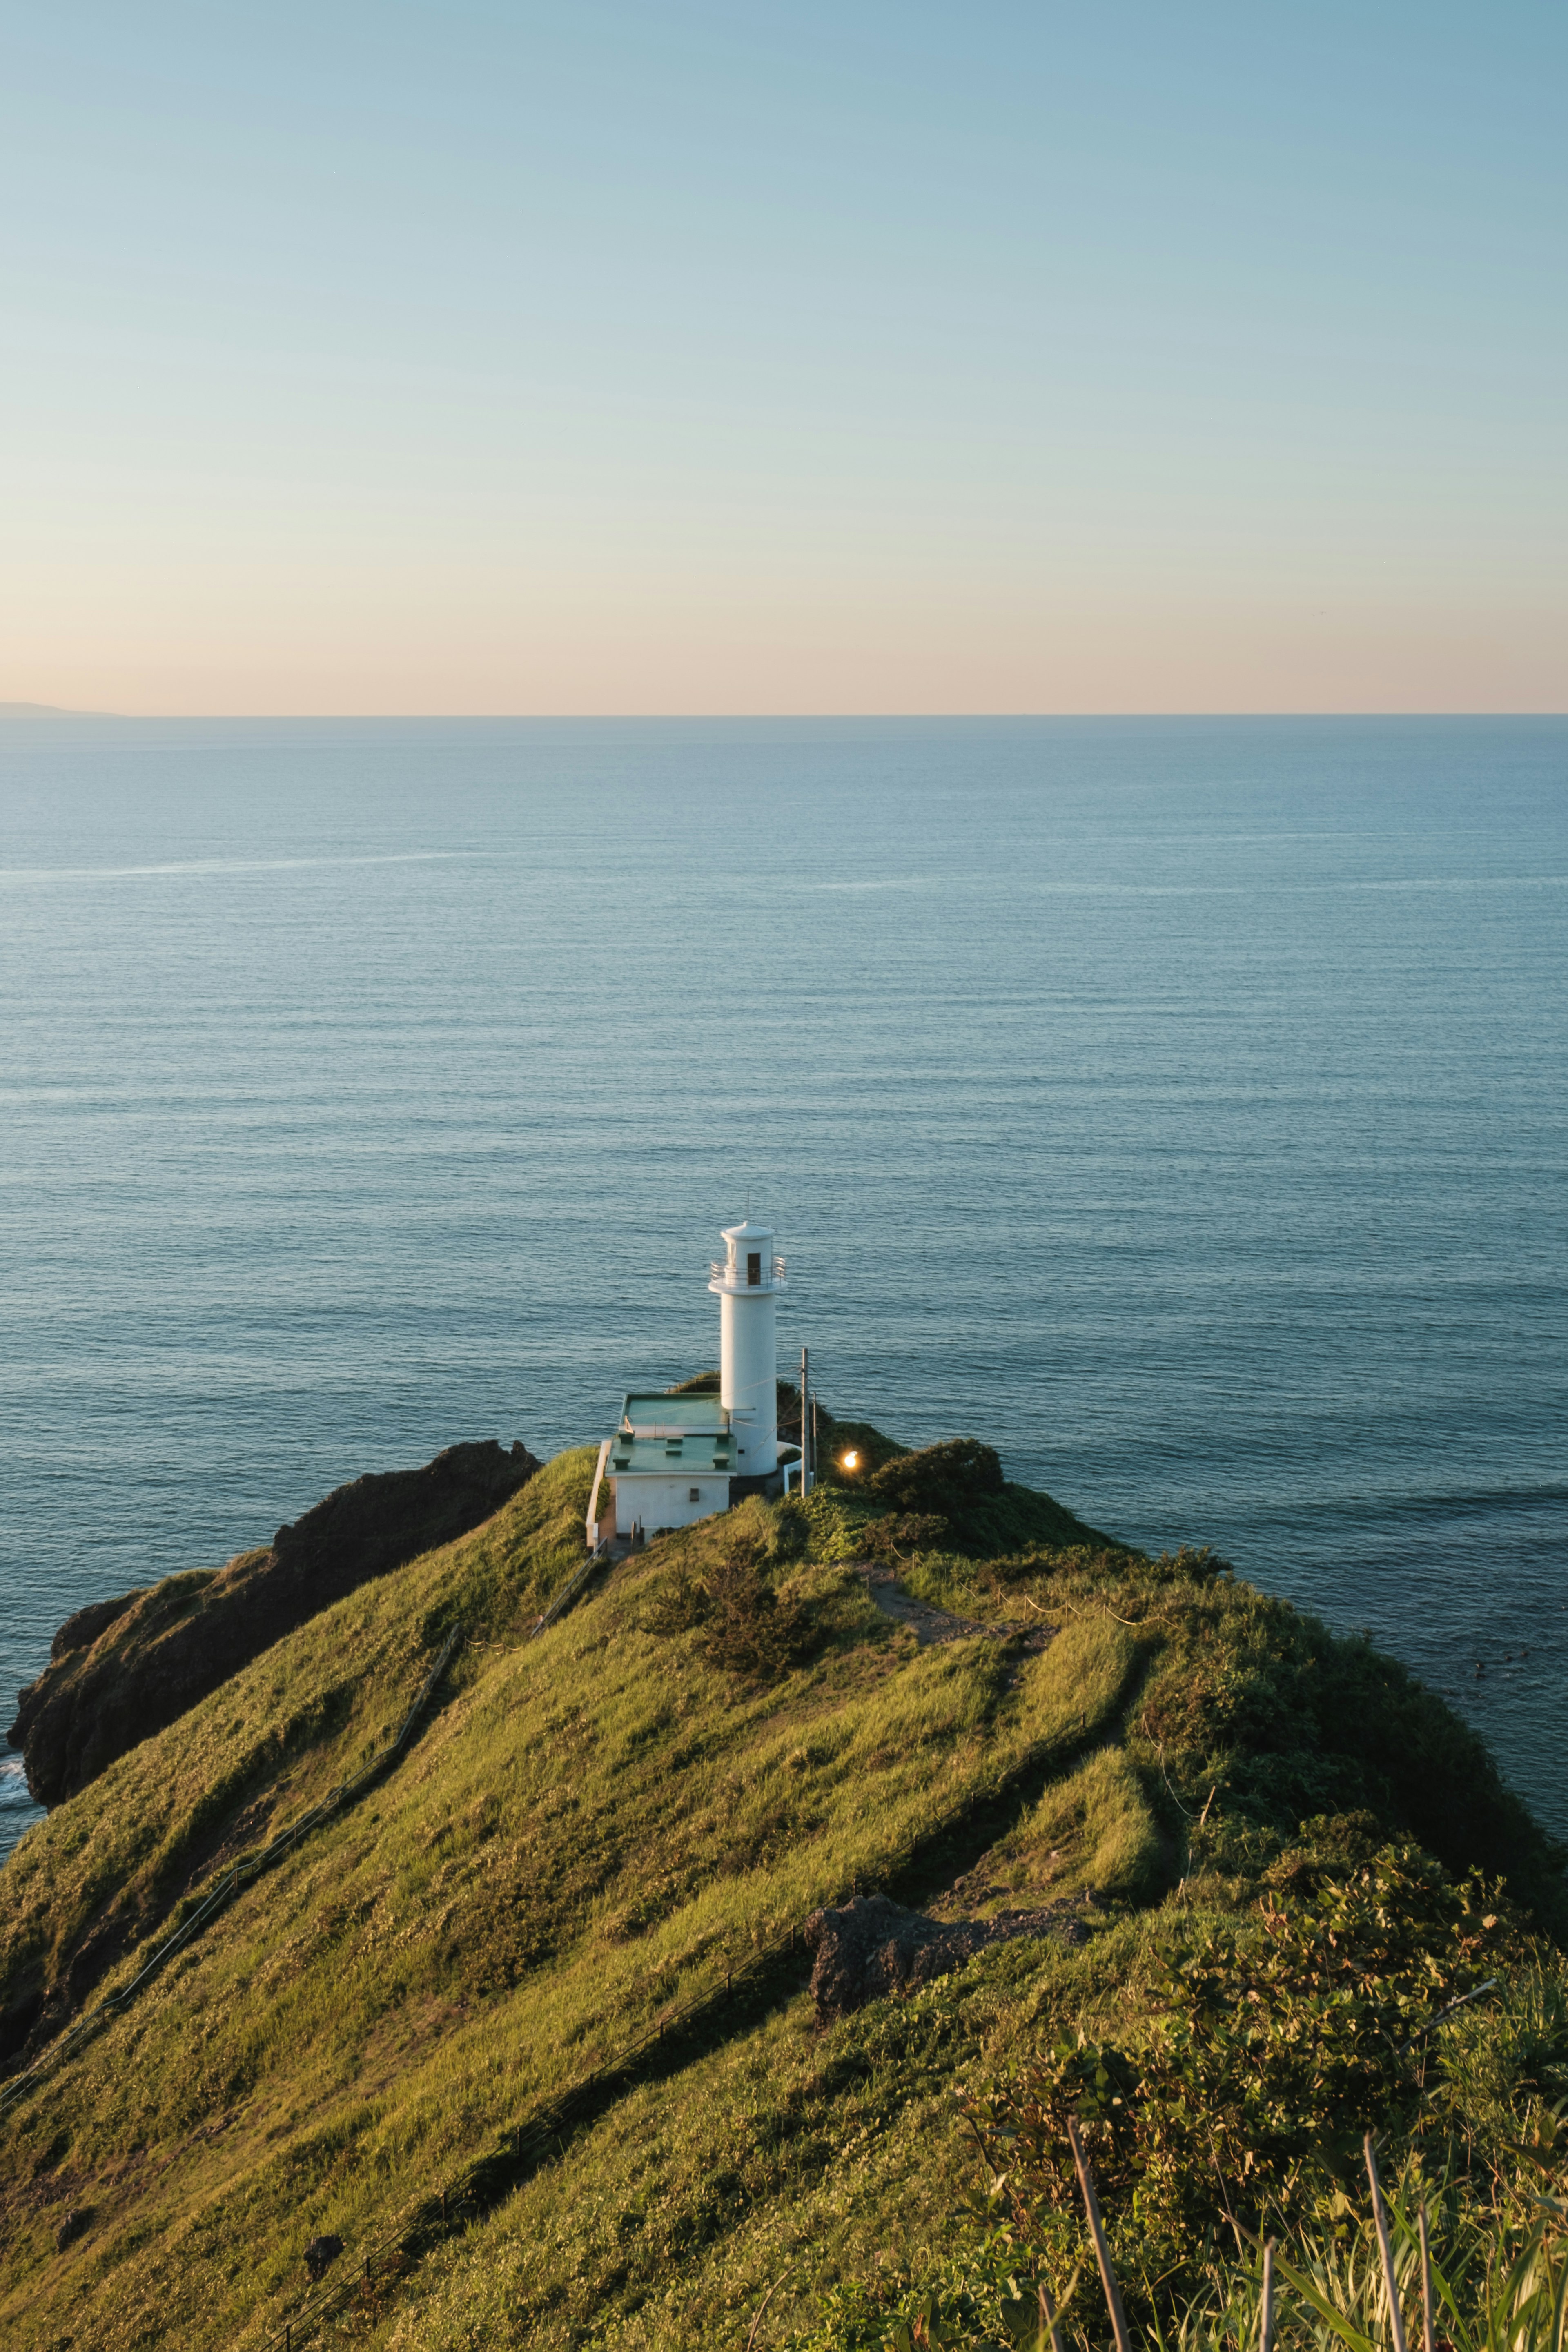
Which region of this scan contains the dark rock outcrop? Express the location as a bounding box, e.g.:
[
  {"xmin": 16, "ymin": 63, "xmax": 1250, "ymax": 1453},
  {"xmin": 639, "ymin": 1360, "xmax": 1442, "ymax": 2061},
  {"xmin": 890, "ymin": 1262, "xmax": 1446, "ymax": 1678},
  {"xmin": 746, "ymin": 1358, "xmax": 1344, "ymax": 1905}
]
[
  {"xmin": 803, "ymin": 1891, "xmax": 1087, "ymax": 2021},
  {"xmin": 50, "ymin": 1590, "xmax": 142, "ymax": 1662},
  {"xmin": 8, "ymin": 1440, "xmax": 540, "ymax": 1808}
]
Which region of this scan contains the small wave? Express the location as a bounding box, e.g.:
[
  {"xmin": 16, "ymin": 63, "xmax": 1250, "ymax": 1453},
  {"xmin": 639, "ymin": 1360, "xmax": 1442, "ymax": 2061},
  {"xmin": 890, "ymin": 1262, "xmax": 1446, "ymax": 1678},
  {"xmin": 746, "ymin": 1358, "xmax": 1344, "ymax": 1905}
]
[
  {"xmin": 1339, "ymin": 875, "xmax": 1568, "ymax": 893},
  {"xmin": 811, "ymin": 875, "xmax": 1568, "ymax": 901},
  {"xmin": 0, "ymin": 850, "xmax": 480, "ymax": 883},
  {"xmin": 1021, "ymin": 877, "xmax": 1568, "ymax": 899}
]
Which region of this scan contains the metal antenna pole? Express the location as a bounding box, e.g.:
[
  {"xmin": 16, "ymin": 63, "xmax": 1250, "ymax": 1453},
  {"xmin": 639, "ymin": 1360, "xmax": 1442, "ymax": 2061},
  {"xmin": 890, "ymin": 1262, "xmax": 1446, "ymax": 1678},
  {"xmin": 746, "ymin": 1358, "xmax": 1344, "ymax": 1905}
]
[{"xmin": 800, "ymin": 1346, "xmax": 809, "ymax": 1494}]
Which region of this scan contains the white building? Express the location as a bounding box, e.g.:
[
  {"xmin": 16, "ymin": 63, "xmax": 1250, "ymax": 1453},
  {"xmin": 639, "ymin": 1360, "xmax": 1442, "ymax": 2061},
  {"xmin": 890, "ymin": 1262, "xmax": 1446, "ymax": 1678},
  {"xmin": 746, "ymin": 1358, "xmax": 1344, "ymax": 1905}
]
[{"xmin": 586, "ymin": 1218, "xmax": 791, "ymax": 1547}]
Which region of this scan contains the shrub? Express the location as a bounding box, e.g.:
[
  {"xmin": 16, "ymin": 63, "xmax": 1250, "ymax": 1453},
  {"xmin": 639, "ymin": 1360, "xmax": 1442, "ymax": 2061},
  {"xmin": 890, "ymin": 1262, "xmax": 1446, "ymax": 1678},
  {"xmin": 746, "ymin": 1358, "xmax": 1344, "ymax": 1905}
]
[
  {"xmin": 636, "ymin": 1536, "xmax": 819, "ymax": 1684},
  {"xmin": 794, "ymin": 2157, "xmax": 1568, "ymax": 2351},
  {"xmin": 862, "ymin": 1513, "xmax": 953, "ymax": 1563},
  {"xmin": 770, "ymin": 1497, "xmax": 813, "ymax": 1563},
  {"xmin": 870, "ymin": 1440, "xmax": 1005, "ymax": 1520},
  {"xmin": 963, "ymin": 1842, "xmax": 1524, "ymax": 2290},
  {"xmin": 634, "ymin": 1566, "xmax": 710, "ymax": 1639},
  {"xmin": 697, "ymin": 1545, "xmax": 817, "ymax": 1682}
]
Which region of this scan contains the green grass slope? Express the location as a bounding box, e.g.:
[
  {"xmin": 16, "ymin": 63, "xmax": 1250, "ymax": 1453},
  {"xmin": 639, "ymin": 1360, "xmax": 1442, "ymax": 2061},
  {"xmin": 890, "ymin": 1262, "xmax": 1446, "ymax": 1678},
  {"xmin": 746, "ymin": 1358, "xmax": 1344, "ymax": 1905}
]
[
  {"xmin": 0, "ymin": 1439, "xmax": 1561, "ymax": 2352},
  {"xmin": 0, "ymin": 1450, "xmax": 594, "ymax": 2061}
]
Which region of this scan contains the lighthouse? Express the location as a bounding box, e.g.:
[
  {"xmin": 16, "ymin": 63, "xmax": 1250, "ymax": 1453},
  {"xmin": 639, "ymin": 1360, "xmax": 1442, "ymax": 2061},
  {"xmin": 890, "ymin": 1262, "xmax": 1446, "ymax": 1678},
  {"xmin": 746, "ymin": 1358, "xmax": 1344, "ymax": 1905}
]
[
  {"xmin": 584, "ymin": 1216, "xmax": 793, "ymax": 1548},
  {"xmin": 709, "ymin": 1218, "xmax": 785, "ymax": 1477}
]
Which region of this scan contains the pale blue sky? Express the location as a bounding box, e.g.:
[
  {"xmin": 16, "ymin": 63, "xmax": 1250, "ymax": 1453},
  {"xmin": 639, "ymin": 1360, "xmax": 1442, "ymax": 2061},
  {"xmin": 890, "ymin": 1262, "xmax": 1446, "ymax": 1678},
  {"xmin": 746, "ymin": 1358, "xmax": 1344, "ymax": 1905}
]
[{"xmin": 2, "ymin": 1, "xmax": 1563, "ymax": 710}]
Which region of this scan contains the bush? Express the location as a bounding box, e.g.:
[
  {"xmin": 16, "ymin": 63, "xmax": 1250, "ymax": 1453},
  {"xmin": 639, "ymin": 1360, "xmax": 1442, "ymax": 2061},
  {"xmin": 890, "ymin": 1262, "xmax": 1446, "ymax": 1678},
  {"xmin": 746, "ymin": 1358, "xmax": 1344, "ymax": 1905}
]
[
  {"xmin": 862, "ymin": 1513, "xmax": 953, "ymax": 1563},
  {"xmin": 698, "ymin": 1546, "xmax": 816, "ymax": 1682},
  {"xmin": 770, "ymin": 1497, "xmax": 813, "ymax": 1563},
  {"xmin": 963, "ymin": 1842, "xmax": 1524, "ymax": 2291},
  {"xmin": 869, "ymin": 1440, "xmax": 1005, "ymax": 1520},
  {"xmin": 795, "ymin": 2156, "xmax": 1568, "ymax": 2350},
  {"xmin": 634, "ymin": 1566, "xmax": 710, "ymax": 1639},
  {"xmin": 636, "ymin": 1536, "xmax": 819, "ymax": 1684}
]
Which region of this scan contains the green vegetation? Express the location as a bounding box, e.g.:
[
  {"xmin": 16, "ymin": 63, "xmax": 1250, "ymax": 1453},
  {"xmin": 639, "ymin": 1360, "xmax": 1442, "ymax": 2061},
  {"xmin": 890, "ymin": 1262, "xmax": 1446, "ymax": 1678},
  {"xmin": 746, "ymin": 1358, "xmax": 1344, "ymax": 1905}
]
[
  {"xmin": 0, "ymin": 1452, "xmax": 592, "ymax": 2060},
  {"xmin": 797, "ymin": 2153, "xmax": 1568, "ymax": 2352},
  {"xmin": 0, "ymin": 1422, "xmax": 1563, "ymax": 2352}
]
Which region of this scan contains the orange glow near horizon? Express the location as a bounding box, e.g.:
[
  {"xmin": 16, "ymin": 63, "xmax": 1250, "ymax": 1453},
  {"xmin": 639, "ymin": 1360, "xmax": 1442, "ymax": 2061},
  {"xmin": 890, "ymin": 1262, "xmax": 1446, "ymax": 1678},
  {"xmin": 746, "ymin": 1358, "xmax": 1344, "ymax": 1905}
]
[{"xmin": 4, "ymin": 573, "xmax": 1563, "ymax": 717}]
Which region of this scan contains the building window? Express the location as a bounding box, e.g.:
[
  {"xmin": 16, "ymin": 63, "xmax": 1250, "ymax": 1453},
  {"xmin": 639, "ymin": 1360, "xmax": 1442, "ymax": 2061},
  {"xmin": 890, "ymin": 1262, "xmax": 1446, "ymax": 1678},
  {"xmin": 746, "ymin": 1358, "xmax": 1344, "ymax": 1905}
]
[
  {"xmin": 747, "ymin": 1251, "xmax": 761, "ymax": 1285},
  {"xmin": 689, "ymin": 1487, "xmax": 701, "ymax": 1503}
]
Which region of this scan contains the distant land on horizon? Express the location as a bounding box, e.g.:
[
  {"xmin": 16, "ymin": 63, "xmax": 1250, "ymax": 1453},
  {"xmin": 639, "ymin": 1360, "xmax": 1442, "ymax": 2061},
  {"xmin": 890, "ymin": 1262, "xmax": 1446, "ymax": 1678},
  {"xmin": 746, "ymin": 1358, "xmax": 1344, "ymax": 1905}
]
[
  {"xmin": 0, "ymin": 702, "xmax": 134, "ymax": 722},
  {"xmin": 0, "ymin": 701, "xmax": 116, "ymax": 716}
]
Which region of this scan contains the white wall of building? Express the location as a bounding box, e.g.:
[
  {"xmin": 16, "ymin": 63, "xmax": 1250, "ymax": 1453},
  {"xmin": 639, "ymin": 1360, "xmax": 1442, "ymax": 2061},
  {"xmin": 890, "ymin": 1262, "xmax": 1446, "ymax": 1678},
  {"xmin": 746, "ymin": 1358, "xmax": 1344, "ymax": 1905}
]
[{"xmin": 611, "ymin": 1475, "xmax": 726, "ymax": 1536}]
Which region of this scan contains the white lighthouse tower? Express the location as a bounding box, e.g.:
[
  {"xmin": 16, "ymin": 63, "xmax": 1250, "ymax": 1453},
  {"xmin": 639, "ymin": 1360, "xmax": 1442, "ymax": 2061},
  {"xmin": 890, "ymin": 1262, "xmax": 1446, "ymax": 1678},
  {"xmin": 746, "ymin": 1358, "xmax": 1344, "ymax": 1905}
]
[{"xmin": 709, "ymin": 1218, "xmax": 785, "ymax": 1476}]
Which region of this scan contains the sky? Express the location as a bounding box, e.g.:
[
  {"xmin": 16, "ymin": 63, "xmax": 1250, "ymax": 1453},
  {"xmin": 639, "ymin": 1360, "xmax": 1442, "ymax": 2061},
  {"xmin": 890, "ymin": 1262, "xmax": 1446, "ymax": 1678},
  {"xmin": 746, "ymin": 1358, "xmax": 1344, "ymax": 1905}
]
[{"xmin": 0, "ymin": 0, "xmax": 1563, "ymax": 715}]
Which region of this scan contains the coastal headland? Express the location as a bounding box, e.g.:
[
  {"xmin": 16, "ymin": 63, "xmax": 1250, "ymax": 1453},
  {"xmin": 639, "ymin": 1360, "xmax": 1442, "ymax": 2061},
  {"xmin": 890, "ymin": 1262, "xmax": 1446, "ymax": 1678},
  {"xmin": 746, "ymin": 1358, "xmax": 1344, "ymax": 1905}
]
[{"xmin": 1, "ymin": 1396, "xmax": 1564, "ymax": 2351}]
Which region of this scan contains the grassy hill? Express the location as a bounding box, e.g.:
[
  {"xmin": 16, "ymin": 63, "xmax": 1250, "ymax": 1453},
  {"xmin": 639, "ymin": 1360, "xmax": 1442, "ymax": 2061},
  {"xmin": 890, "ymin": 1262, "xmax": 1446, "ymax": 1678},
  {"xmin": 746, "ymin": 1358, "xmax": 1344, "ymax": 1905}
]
[{"xmin": 1, "ymin": 1432, "xmax": 1563, "ymax": 2352}]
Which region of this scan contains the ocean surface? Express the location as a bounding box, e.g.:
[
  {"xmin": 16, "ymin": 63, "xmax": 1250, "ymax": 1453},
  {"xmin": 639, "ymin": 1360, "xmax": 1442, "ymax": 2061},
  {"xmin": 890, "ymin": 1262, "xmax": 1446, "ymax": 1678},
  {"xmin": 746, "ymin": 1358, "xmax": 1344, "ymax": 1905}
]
[{"xmin": 2, "ymin": 715, "xmax": 1564, "ymax": 1864}]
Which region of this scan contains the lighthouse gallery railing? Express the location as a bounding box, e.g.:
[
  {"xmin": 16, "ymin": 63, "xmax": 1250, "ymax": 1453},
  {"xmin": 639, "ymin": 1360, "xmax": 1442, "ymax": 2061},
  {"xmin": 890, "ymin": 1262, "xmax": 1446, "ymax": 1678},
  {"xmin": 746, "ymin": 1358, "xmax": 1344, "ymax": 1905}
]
[{"xmin": 708, "ymin": 1256, "xmax": 786, "ymax": 1287}]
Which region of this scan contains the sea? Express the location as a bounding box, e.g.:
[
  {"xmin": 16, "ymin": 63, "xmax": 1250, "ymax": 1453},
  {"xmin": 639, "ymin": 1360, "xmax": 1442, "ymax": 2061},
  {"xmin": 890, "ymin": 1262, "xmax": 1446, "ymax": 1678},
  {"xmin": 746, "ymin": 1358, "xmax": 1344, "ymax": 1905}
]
[{"xmin": 2, "ymin": 715, "xmax": 1564, "ymax": 1864}]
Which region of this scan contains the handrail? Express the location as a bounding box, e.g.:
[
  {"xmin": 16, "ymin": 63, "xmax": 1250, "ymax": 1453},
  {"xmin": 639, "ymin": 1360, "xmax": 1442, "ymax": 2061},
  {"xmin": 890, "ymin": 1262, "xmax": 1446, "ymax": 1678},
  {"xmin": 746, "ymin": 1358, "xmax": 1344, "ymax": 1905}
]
[
  {"xmin": 529, "ymin": 1548, "xmax": 608, "ymax": 1635},
  {"xmin": 620, "ymin": 1421, "xmax": 728, "ymax": 1441},
  {"xmin": 707, "ymin": 1256, "xmax": 786, "ymax": 1290}
]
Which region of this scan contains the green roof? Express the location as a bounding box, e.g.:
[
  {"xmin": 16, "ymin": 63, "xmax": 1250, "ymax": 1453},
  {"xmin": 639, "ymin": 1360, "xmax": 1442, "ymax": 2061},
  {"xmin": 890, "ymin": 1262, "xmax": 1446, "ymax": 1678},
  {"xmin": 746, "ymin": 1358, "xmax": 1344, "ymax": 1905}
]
[
  {"xmin": 609, "ymin": 1432, "xmax": 735, "ymax": 1475},
  {"xmin": 620, "ymin": 1391, "xmax": 730, "ymax": 1434}
]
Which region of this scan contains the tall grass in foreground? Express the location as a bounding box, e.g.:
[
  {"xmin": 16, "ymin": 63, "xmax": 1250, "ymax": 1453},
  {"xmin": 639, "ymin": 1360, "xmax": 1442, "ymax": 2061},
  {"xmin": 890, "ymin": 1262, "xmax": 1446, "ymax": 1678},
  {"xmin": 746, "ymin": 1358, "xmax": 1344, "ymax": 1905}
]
[
  {"xmin": 1149, "ymin": 2158, "xmax": 1568, "ymax": 2352},
  {"xmin": 797, "ymin": 2138, "xmax": 1568, "ymax": 2352}
]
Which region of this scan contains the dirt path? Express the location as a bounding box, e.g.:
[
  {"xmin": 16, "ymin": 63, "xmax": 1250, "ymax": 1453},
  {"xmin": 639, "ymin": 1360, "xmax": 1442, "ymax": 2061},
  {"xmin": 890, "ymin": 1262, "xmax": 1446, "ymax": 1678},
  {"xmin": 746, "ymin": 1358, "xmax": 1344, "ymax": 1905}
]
[{"xmin": 853, "ymin": 1564, "xmax": 1054, "ymax": 1652}]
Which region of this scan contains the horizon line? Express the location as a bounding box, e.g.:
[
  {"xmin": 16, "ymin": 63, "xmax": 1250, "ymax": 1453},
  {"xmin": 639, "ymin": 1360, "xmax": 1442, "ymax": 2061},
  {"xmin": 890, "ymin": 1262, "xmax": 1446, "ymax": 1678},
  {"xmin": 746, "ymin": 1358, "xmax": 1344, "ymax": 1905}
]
[{"xmin": 4, "ymin": 703, "xmax": 1566, "ymax": 724}]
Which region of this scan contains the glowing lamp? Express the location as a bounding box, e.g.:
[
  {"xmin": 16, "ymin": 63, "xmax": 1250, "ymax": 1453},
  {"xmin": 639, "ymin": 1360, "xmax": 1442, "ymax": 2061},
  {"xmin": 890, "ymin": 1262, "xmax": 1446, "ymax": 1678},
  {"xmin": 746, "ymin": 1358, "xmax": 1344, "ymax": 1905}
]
[{"xmin": 842, "ymin": 1450, "xmax": 860, "ymax": 1470}]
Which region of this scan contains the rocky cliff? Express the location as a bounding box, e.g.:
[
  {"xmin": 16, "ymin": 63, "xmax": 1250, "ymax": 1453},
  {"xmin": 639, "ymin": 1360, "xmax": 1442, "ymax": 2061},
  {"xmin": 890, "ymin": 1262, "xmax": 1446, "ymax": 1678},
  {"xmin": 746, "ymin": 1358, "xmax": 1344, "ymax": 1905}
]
[{"xmin": 7, "ymin": 1439, "xmax": 540, "ymax": 1806}]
